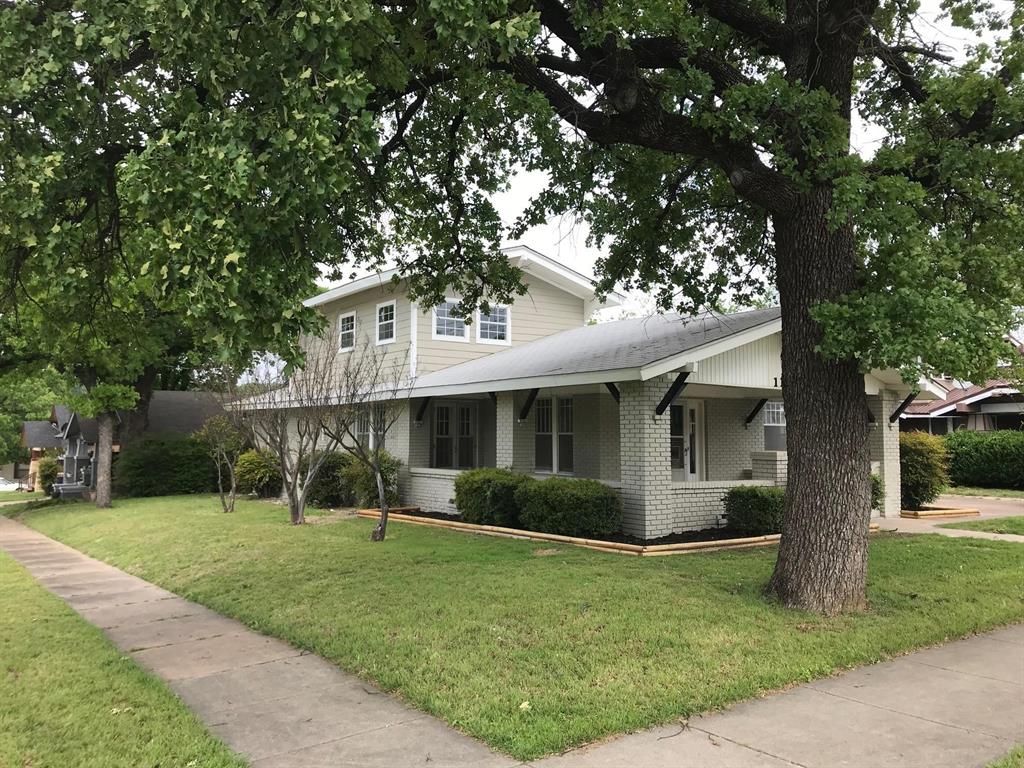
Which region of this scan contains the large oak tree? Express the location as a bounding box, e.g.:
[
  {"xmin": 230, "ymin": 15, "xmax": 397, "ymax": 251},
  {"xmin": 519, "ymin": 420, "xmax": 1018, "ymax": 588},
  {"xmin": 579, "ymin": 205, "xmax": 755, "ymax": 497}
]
[{"xmin": 1, "ymin": 0, "xmax": 1021, "ymax": 611}]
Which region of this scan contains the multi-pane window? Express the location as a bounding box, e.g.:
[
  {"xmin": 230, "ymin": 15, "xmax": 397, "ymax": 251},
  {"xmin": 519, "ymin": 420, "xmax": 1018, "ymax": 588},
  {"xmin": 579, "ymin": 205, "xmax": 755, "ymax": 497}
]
[
  {"xmin": 534, "ymin": 398, "xmax": 553, "ymax": 471},
  {"xmin": 355, "ymin": 406, "xmax": 386, "ymax": 450},
  {"xmin": 534, "ymin": 397, "xmax": 573, "ymax": 473},
  {"xmin": 433, "ymin": 301, "xmax": 468, "ymax": 339},
  {"xmin": 338, "ymin": 312, "xmax": 355, "ymax": 351},
  {"xmin": 477, "ymin": 306, "xmax": 509, "ymax": 343},
  {"xmin": 376, "ymin": 302, "xmax": 395, "ymax": 344},
  {"xmin": 670, "ymin": 405, "xmax": 685, "ymax": 469},
  {"xmin": 457, "ymin": 405, "xmax": 475, "ymax": 468},
  {"xmin": 763, "ymin": 401, "xmax": 787, "ymax": 451},
  {"xmin": 433, "ymin": 405, "xmax": 452, "ymax": 468}
]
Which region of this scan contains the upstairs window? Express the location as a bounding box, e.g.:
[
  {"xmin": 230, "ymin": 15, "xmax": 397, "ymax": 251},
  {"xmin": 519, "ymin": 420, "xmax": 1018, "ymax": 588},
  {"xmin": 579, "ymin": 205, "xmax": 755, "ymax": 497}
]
[
  {"xmin": 433, "ymin": 300, "xmax": 468, "ymax": 340},
  {"xmin": 376, "ymin": 301, "xmax": 396, "ymax": 345},
  {"xmin": 477, "ymin": 306, "xmax": 510, "ymax": 344},
  {"xmin": 338, "ymin": 312, "xmax": 356, "ymax": 351}
]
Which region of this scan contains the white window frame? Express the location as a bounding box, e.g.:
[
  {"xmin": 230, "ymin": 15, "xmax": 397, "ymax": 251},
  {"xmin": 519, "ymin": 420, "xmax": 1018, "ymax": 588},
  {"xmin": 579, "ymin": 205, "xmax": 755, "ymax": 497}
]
[
  {"xmin": 376, "ymin": 300, "xmax": 396, "ymax": 346},
  {"xmin": 338, "ymin": 311, "xmax": 356, "ymax": 352},
  {"xmin": 763, "ymin": 401, "xmax": 786, "ymax": 426},
  {"xmin": 431, "ymin": 298, "xmax": 469, "ymax": 342},
  {"xmin": 475, "ymin": 305, "xmax": 511, "ymax": 346}
]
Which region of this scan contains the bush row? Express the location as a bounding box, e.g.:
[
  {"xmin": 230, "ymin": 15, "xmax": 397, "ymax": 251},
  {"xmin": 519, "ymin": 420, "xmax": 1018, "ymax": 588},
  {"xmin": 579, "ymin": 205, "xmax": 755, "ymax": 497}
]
[
  {"xmin": 453, "ymin": 469, "xmax": 622, "ymax": 538},
  {"xmin": 298, "ymin": 450, "xmax": 402, "ymax": 509},
  {"xmin": 944, "ymin": 429, "xmax": 1024, "ymax": 490},
  {"xmin": 114, "ymin": 437, "xmax": 219, "ymax": 497}
]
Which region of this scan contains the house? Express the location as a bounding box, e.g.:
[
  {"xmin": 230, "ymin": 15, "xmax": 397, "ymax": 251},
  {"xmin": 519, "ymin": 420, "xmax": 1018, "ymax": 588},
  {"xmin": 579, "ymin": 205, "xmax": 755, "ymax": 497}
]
[
  {"xmin": 900, "ymin": 379, "xmax": 1023, "ymax": 434},
  {"xmin": 299, "ymin": 246, "xmax": 938, "ymax": 537},
  {"xmin": 21, "ymin": 391, "xmax": 224, "ymax": 492}
]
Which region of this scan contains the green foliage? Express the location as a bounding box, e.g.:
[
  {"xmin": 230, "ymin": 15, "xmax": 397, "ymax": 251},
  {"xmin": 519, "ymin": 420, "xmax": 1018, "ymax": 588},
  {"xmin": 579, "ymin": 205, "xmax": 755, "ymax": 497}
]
[
  {"xmin": 515, "ymin": 477, "xmax": 622, "ymax": 538},
  {"xmin": 724, "ymin": 486, "xmax": 786, "ymax": 536},
  {"xmin": 0, "ymin": 368, "xmax": 64, "ymax": 464},
  {"xmin": 341, "ymin": 451, "xmax": 402, "ymax": 509},
  {"xmin": 35, "ymin": 456, "xmax": 59, "ymax": 494},
  {"xmin": 454, "ymin": 468, "xmax": 533, "ymax": 527},
  {"xmin": 234, "ymin": 449, "xmax": 282, "ymax": 498},
  {"xmin": 302, "ymin": 452, "xmax": 356, "ymax": 509},
  {"xmin": 944, "ymin": 430, "xmax": 1024, "ymax": 490},
  {"xmin": 899, "ymin": 432, "xmax": 950, "ymax": 510},
  {"xmin": 871, "ymin": 474, "xmax": 885, "ymax": 512},
  {"xmin": 113, "ymin": 437, "xmax": 217, "ymax": 497}
]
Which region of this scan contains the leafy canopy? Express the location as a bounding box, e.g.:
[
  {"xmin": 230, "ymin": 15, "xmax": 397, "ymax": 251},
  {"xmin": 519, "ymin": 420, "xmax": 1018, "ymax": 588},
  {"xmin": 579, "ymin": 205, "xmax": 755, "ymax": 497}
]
[{"xmin": 1, "ymin": 0, "xmax": 1021, "ymax": 381}]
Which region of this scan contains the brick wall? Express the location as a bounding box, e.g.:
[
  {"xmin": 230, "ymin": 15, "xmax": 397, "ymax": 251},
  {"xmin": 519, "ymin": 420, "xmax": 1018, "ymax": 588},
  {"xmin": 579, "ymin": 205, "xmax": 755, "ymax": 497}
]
[
  {"xmin": 867, "ymin": 391, "xmax": 902, "ymax": 518},
  {"xmin": 407, "ymin": 468, "xmax": 459, "ymax": 515},
  {"xmin": 751, "ymin": 450, "xmax": 787, "ymax": 484},
  {"xmin": 704, "ymin": 398, "xmax": 768, "ymax": 481}
]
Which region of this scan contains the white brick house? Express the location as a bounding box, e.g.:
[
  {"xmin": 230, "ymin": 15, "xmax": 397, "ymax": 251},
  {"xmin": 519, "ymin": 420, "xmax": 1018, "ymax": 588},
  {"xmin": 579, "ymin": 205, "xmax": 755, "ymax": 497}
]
[{"xmin": 299, "ymin": 246, "xmax": 938, "ymax": 537}]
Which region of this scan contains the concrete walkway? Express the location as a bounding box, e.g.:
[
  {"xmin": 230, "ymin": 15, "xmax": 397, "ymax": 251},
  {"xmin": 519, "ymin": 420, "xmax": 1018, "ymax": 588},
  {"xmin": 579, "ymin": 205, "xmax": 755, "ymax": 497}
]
[
  {"xmin": 884, "ymin": 494, "xmax": 1024, "ymax": 544},
  {"xmin": 2, "ymin": 516, "xmax": 1022, "ymax": 768}
]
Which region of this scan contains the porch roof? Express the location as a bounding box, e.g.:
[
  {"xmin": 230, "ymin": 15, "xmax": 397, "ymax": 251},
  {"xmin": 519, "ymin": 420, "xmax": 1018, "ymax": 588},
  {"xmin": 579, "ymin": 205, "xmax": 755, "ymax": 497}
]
[{"xmin": 409, "ymin": 308, "xmax": 782, "ymax": 397}]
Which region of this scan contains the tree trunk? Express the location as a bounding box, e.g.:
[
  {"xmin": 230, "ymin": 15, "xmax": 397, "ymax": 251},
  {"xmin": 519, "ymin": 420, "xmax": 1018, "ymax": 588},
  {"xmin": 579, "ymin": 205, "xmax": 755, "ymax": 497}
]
[
  {"xmin": 765, "ymin": 188, "xmax": 873, "ymax": 615},
  {"xmin": 370, "ymin": 464, "xmax": 388, "ymax": 541},
  {"xmin": 215, "ymin": 458, "xmax": 228, "ymax": 512},
  {"xmin": 94, "ymin": 412, "xmax": 115, "ymax": 508},
  {"xmin": 226, "ymin": 461, "xmax": 237, "ymax": 513}
]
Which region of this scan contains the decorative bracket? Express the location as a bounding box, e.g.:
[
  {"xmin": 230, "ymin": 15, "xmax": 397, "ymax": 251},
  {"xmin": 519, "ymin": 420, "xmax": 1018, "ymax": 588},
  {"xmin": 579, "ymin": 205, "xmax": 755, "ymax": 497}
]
[
  {"xmin": 655, "ymin": 372, "xmax": 690, "ymax": 416},
  {"xmin": 519, "ymin": 388, "xmax": 540, "ymax": 421},
  {"xmin": 604, "ymin": 383, "xmax": 620, "ymax": 403}
]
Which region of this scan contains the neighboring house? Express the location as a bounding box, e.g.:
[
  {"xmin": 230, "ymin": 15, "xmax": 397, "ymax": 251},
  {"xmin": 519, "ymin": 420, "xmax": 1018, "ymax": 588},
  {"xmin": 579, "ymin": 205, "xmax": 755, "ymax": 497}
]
[
  {"xmin": 295, "ymin": 246, "xmax": 937, "ymax": 537},
  {"xmin": 900, "ymin": 378, "xmax": 1023, "ymax": 434},
  {"xmin": 21, "ymin": 391, "xmax": 224, "ymax": 492}
]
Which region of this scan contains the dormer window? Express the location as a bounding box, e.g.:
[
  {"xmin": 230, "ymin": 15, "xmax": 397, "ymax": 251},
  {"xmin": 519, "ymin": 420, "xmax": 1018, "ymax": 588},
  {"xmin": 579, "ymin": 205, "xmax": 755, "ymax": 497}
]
[
  {"xmin": 338, "ymin": 312, "xmax": 356, "ymax": 351},
  {"xmin": 477, "ymin": 306, "xmax": 510, "ymax": 345},
  {"xmin": 433, "ymin": 300, "xmax": 468, "ymax": 341},
  {"xmin": 376, "ymin": 301, "xmax": 396, "ymax": 345}
]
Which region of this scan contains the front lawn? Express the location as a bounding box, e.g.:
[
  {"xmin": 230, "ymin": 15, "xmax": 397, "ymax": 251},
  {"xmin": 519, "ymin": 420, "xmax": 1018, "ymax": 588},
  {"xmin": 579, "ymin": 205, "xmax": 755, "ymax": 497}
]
[
  {"xmin": 13, "ymin": 495, "xmax": 1024, "ymax": 760},
  {"xmin": 940, "ymin": 516, "xmax": 1024, "ymax": 536},
  {"xmin": 943, "ymin": 486, "xmax": 1024, "ymax": 499},
  {"xmin": 0, "ymin": 551, "xmax": 245, "ymax": 768}
]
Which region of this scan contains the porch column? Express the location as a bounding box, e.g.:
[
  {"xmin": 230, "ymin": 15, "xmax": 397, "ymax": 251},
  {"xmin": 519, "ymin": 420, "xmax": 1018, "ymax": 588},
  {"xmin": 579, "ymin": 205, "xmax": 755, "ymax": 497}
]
[
  {"xmin": 618, "ymin": 379, "xmax": 673, "ymax": 539},
  {"xmin": 495, "ymin": 392, "xmax": 516, "ymax": 469},
  {"xmin": 867, "ymin": 390, "xmax": 902, "ymax": 518},
  {"xmin": 388, "ymin": 401, "xmax": 412, "ymax": 504}
]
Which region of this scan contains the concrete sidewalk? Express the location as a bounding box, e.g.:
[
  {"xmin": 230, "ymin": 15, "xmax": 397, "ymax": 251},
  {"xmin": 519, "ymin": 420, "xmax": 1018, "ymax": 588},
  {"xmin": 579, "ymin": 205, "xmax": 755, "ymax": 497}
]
[
  {"xmin": 2, "ymin": 516, "xmax": 1021, "ymax": 768},
  {"xmin": 885, "ymin": 494, "xmax": 1024, "ymax": 544}
]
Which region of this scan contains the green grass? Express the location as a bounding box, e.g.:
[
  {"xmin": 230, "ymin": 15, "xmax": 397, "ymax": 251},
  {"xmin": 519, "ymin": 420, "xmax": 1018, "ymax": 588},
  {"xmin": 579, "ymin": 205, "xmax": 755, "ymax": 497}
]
[
  {"xmin": 0, "ymin": 551, "xmax": 245, "ymax": 768},
  {"xmin": 940, "ymin": 516, "xmax": 1024, "ymax": 536},
  {"xmin": 0, "ymin": 489, "xmax": 44, "ymax": 500},
  {"xmin": 989, "ymin": 745, "xmax": 1024, "ymax": 768},
  {"xmin": 13, "ymin": 495, "xmax": 1024, "ymax": 760},
  {"xmin": 943, "ymin": 486, "xmax": 1024, "ymax": 499}
]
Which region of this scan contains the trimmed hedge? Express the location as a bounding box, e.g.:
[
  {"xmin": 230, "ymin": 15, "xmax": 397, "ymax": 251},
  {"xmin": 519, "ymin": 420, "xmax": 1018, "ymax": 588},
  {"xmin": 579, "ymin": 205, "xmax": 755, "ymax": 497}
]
[
  {"xmin": 724, "ymin": 485, "xmax": 785, "ymax": 535},
  {"xmin": 515, "ymin": 476, "xmax": 621, "ymax": 538},
  {"xmin": 113, "ymin": 437, "xmax": 218, "ymax": 497},
  {"xmin": 341, "ymin": 450, "xmax": 402, "ymax": 508},
  {"xmin": 454, "ymin": 468, "xmax": 534, "ymax": 527},
  {"xmin": 899, "ymin": 431, "xmax": 949, "ymax": 510},
  {"xmin": 944, "ymin": 429, "xmax": 1024, "ymax": 490},
  {"xmin": 234, "ymin": 449, "xmax": 282, "ymax": 498}
]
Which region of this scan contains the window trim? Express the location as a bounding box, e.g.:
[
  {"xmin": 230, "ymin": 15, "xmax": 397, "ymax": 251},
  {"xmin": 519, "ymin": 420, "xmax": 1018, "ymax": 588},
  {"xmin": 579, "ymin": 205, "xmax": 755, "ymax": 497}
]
[
  {"xmin": 431, "ymin": 298, "xmax": 470, "ymax": 342},
  {"xmin": 375, "ymin": 300, "xmax": 396, "ymax": 346},
  {"xmin": 763, "ymin": 401, "xmax": 786, "ymax": 426},
  {"xmin": 475, "ymin": 305, "xmax": 512, "ymax": 346},
  {"xmin": 430, "ymin": 400, "xmax": 478, "ymax": 469},
  {"xmin": 338, "ymin": 311, "xmax": 356, "ymax": 352},
  {"xmin": 533, "ymin": 395, "xmax": 574, "ymax": 475}
]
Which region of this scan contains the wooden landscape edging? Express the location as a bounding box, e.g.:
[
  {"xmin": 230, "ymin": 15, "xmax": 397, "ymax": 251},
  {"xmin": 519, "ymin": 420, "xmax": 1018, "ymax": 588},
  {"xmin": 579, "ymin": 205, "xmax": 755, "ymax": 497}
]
[
  {"xmin": 356, "ymin": 509, "xmax": 881, "ymax": 557},
  {"xmin": 900, "ymin": 505, "xmax": 981, "ymax": 519}
]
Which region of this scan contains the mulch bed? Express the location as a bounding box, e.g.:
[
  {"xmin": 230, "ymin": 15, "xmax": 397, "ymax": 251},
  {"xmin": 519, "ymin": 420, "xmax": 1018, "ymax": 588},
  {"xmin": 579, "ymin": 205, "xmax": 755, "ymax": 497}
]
[{"xmin": 396, "ymin": 508, "xmax": 738, "ymax": 547}]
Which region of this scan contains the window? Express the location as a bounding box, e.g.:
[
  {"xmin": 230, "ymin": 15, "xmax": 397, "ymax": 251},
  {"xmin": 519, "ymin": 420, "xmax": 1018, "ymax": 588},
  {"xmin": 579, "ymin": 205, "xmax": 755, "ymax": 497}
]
[
  {"xmin": 534, "ymin": 397, "xmax": 573, "ymax": 473},
  {"xmin": 376, "ymin": 301, "xmax": 396, "ymax": 344},
  {"xmin": 433, "ymin": 300, "xmax": 468, "ymax": 340},
  {"xmin": 535, "ymin": 399, "xmax": 553, "ymax": 471},
  {"xmin": 338, "ymin": 312, "xmax": 355, "ymax": 351},
  {"xmin": 670, "ymin": 405, "xmax": 685, "ymax": 469},
  {"xmin": 763, "ymin": 401, "xmax": 787, "ymax": 451},
  {"xmin": 477, "ymin": 306, "xmax": 510, "ymax": 344},
  {"xmin": 355, "ymin": 406, "xmax": 386, "ymax": 451},
  {"xmin": 431, "ymin": 402, "xmax": 477, "ymax": 469}
]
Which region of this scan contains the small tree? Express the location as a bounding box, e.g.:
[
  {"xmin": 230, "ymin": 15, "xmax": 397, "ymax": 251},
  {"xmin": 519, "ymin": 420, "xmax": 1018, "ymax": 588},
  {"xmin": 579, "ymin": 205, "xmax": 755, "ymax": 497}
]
[
  {"xmin": 242, "ymin": 345, "xmax": 343, "ymax": 525},
  {"xmin": 194, "ymin": 415, "xmax": 248, "ymax": 513},
  {"xmin": 318, "ymin": 338, "xmax": 410, "ymax": 542}
]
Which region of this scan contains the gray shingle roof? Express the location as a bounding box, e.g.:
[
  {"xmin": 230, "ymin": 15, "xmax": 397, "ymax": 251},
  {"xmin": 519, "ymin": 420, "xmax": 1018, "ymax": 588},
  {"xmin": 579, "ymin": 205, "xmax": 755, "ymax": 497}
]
[
  {"xmin": 21, "ymin": 420, "xmax": 62, "ymax": 449},
  {"xmin": 414, "ymin": 307, "xmax": 781, "ymax": 390}
]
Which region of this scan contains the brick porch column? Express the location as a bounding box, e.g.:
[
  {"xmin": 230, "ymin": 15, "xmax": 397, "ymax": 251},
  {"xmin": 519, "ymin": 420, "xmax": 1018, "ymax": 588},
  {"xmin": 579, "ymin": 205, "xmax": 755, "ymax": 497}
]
[
  {"xmin": 868, "ymin": 390, "xmax": 902, "ymax": 518},
  {"xmin": 495, "ymin": 392, "xmax": 516, "ymax": 469},
  {"xmin": 618, "ymin": 379, "xmax": 673, "ymax": 538}
]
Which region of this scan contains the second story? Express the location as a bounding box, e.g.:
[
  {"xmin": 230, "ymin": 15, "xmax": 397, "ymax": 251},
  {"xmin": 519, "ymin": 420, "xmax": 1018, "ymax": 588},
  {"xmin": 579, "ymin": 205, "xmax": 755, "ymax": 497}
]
[{"xmin": 303, "ymin": 246, "xmax": 623, "ymax": 379}]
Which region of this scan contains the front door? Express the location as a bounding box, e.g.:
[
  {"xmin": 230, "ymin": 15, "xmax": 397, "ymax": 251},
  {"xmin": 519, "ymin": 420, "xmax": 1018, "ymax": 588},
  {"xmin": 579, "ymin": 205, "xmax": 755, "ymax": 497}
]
[{"xmin": 671, "ymin": 400, "xmax": 704, "ymax": 481}]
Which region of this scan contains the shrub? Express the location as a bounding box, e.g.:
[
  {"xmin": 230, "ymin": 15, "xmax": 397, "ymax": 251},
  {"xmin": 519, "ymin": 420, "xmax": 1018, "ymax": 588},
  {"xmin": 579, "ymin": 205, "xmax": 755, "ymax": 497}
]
[
  {"xmin": 340, "ymin": 450, "xmax": 402, "ymax": 508},
  {"xmin": 944, "ymin": 429, "xmax": 1024, "ymax": 490},
  {"xmin": 899, "ymin": 431, "xmax": 949, "ymax": 510},
  {"xmin": 871, "ymin": 474, "xmax": 885, "ymax": 512},
  {"xmin": 113, "ymin": 437, "xmax": 218, "ymax": 497},
  {"xmin": 724, "ymin": 485, "xmax": 785, "ymax": 535},
  {"xmin": 36, "ymin": 456, "xmax": 60, "ymax": 494},
  {"xmin": 234, "ymin": 449, "xmax": 282, "ymax": 498},
  {"xmin": 454, "ymin": 468, "xmax": 533, "ymax": 527},
  {"xmin": 515, "ymin": 477, "xmax": 621, "ymax": 538},
  {"xmin": 302, "ymin": 452, "xmax": 356, "ymax": 509}
]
